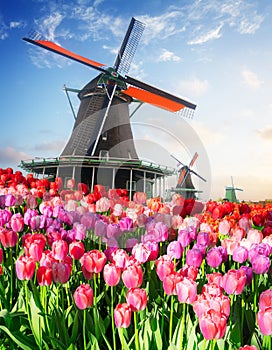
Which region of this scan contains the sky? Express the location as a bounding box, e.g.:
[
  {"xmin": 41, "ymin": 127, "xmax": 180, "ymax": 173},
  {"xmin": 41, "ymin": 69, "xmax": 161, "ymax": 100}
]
[{"xmin": 0, "ymin": 0, "xmax": 272, "ymax": 201}]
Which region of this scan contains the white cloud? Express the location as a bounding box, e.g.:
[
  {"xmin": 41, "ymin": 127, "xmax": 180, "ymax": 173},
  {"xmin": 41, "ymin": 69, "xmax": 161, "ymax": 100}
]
[
  {"xmin": 190, "ymin": 120, "xmax": 224, "ymax": 146},
  {"xmin": 188, "ymin": 24, "xmax": 223, "ymax": 45},
  {"xmin": 257, "ymin": 125, "xmax": 272, "ymax": 141},
  {"xmin": 158, "ymin": 49, "xmax": 181, "ymax": 62},
  {"xmin": 9, "ymin": 21, "xmax": 25, "ymax": 29},
  {"xmin": 242, "ymin": 69, "xmax": 263, "ymax": 89}
]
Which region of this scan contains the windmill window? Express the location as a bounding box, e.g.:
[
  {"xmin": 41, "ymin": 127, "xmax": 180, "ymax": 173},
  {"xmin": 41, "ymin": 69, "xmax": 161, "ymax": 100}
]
[
  {"xmin": 102, "ymin": 132, "xmax": 107, "ymax": 141},
  {"xmin": 99, "ymin": 150, "xmax": 109, "ymax": 160},
  {"xmin": 126, "ymin": 180, "xmax": 136, "ymax": 191}
]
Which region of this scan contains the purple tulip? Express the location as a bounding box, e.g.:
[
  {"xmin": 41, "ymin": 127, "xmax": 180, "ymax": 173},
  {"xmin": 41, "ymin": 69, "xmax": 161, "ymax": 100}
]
[
  {"xmin": 197, "ymin": 231, "xmax": 210, "ymax": 248},
  {"xmin": 251, "ymin": 254, "xmax": 270, "ymax": 274}
]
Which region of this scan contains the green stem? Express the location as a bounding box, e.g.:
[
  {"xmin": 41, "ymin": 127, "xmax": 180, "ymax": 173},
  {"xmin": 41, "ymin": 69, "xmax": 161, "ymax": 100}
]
[
  {"xmin": 241, "ymin": 294, "xmax": 245, "ymax": 345},
  {"xmin": 93, "ymin": 273, "xmax": 99, "ymax": 338},
  {"xmin": 118, "ymin": 328, "xmax": 125, "ymax": 350},
  {"xmin": 160, "ymin": 292, "xmax": 166, "ymax": 336},
  {"xmin": 8, "ymin": 248, "xmax": 13, "ymax": 309},
  {"xmin": 210, "ymin": 339, "xmax": 216, "ymax": 350},
  {"xmin": 180, "ymin": 303, "xmax": 186, "ymax": 350},
  {"xmin": 134, "ymin": 312, "xmax": 139, "ymax": 350},
  {"xmin": 202, "ymin": 338, "xmax": 207, "ymax": 350},
  {"xmin": 83, "ymin": 309, "xmax": 87, "ymax": 350},
  {"xmin": 111, "ymin": 286, "xmax": 117, "ymax": 350},
  {"xmin": 169, "ymin": 295, "xmax": 174, "ymax": 343},
  {"xmin": 25, "ymin": 280, "xmax": 41, "ymax": 349}
]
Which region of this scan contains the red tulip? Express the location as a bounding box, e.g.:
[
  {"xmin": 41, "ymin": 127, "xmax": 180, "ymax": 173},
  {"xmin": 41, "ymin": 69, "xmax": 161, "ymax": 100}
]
[
  {"xmin": 69, "ymin": 241, "xmax": 85, "ymax": 260},
  {"xmin": 103, "ymin": 263, "xmax": 121, "ymax": 287},
  {"xmin": 222, "ymin": 269, "xmax": 246, "ymax": 295},
  {"xmin": 199, "ymin": 309, "xmax": 227, "ymax": 340},
  {"xmin": 126, "ymin": 288, "xmax": 147, "ymax": 312},
  {"xmin": 15, "ymin": 255, "xmax": 36, "ymax": 280},
  {"xmin": 37, "ymin": 266, "xmax": 53, "ymax": 286},
  {"xmin": 114, "ymin": 303, "xmax": 132, "ymax": 328},
  {"xmin": 73, "ymin": 283, "xmax": 94, "ymax": 310},
  {"xmin": 238, "ymin": 346, "xmax": 258, "ymax": 350},
  {"xmin": 122, "ymin": 264, "xmax": 143, "ymax": 288},
  {"xmin": 0, "ymin": 248, "xmax": 3, "ymax": 264},
  {"xmin": 0, "ymin": 228, "xmax": 18, "ymax": 248}
]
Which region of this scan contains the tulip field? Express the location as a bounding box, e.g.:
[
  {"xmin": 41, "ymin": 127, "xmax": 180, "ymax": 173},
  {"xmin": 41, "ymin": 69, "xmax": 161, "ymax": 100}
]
[{"xmin": 0, "ymin": 167, "xmax": 271, "ymax": 350}]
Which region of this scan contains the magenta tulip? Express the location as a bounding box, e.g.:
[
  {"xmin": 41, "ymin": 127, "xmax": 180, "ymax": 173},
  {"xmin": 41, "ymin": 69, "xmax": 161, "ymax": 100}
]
[{"xmin": 257, "ymin": 307, "xmax": 272, "ymax": 335}]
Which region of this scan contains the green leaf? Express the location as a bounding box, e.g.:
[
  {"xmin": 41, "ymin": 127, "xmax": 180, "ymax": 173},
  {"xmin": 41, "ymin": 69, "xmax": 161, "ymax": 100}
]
[
  {"xmin": 150, "ymin": 316, "xmax": 162, "ymax": 350},
  {"xmin": 0, "ymin": 325, "xmax": 34, "ymax": 350}
]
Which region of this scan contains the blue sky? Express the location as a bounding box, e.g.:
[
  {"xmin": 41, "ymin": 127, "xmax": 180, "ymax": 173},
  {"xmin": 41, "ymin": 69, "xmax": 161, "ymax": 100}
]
[{"xmin": 1, "ymin": 0, "xmax": 272, "ymax": 201}]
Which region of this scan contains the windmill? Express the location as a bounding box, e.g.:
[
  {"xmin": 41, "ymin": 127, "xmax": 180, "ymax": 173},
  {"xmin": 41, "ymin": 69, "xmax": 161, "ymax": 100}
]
[
  {"xmin": 21, "ymin": 17, "xmax": 197, "ymax": 197},
  {"xmin": 224, "ymin": 176, "xmax": 243, "ymax": 202},
  {"xmin": 170, "ymin": 153, "xmax": 206, "ymax": 199}
]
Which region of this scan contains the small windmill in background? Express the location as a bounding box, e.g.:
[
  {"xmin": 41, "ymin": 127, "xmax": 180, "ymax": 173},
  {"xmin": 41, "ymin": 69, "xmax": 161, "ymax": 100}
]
[
  {"xmin": 170, "ymin": 152, "xmax": 206, "ymax": 199},
  {"xmin": 224, "ymin": 176, "xmax": 243, "ymax": 202}
]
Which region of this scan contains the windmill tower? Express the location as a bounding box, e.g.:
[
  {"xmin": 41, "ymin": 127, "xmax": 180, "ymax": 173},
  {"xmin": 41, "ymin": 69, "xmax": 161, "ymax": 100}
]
[
  {"xmin": 224, "ymin": 176, "xmax": 243, "ymax": 202},
  {"xmin": 21, "ymin": 18, "xmax": 196, "ymax": 197},
  {"xmin": 170, "ymin": 153, "xmax": 206, "ymax": 199}
]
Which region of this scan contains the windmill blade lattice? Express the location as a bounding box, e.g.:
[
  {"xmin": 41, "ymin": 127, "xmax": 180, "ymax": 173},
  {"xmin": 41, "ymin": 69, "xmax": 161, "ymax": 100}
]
[{"xmin": 114, "ymin": 18, "xmax": 145, "ymax": 75}]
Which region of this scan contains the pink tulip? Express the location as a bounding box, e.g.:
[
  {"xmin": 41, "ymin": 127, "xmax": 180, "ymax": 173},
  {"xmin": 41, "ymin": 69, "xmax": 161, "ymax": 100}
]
[
  {"xmin": 69, "ymin": 241, "xmax": 85, "ymax": 260},
  {"xmin": 40, "ymin": 249, "xmax": 57, "ymax": 268},
  {"xmin": 103, "ymin": 263, "xmax": 121, "ymax": 287},
  {"xmin": 259, "ymin": 289, "xmax": 272, "ymax": 311},
  {"xmin": 145, "ymin": 241, "xmax": 159, "ymax": 261},
  {"xmin": 163, "ymin": 272, "xmax": 182, "ymax": 295},
  {"xmin": 132, "ymin": 243, "xmax": 150, "ymax": 264},
  {"xmin": 80, "ymin": 250, "xmax": 107, "ymax": 274},
  {"xmin": 119, "ymin": 217, "xmax": 133, "ymax": 232},
  {"xmin": 114, "ymin": 303, "xmax": 132, "ymax": 328},
  {"xmin": 178, "ymin": 264, "xmax": 199, "ymax": 281},
  {"xmin": 232, "ymin": 245, "xmax": 248, "ymax": 263},
  {"xmin": 96, "ymin": 197, "xmax": 110, "ymax": 213},
  {"xmin": 199, "ymin": 309, "xmax": 227, "ymax": 340},
  {"xmin": 218, "ymin": 219, "xmax": 230, "ymax": 235},
  {"xmin": 15, "ymin": 255, "xmax": 36, "ymax": 280},
  {"xmin": 167, "ymin": 240, "xmax": 183, "ymax": 259},
  {"xmin": 112, "ymin": 249, "xmax": 130, "ymax": 270},
  {"xmin": 251, "ymin": 254, "xmax": 270, "ymax": 274},
  {"xmin": 0, "ymin": 248, "xmax": 3, "ymax": 264},
  {"xmin": 66, "ymin": 178, "xmax": 75, "ymax": 189},
  {"xmin": 133, "ymin": 192, "xmax": 147, "ymax": 205},
  {"xmin": 186, "ymin": 247, "xmax": 203, "ymax": 268},
  {"xmin": 73, "ymin": 283, "xmax": 94, "ymax": 310},
  {"xmin": 122, "ymin": 264, "xmax": 143, "ymax": 288},
  {"xmin": 37, "ymin": 266, "xmax": 53, "ymax": 286},
  {"xmin": 238, "ymin": 346, "xmax": 258, "ymax": 350},
  {"xmin": 155, "ymin": 255, "xmax": 175, "ymax": 281},
  {"xmin": 94, "ymin": 219, "xmax": 107, "ymax": 237},
  {"xmin": 257, "ymin": 307, "xmax": 272, "ymax": 335},
  {"xmin": 206, "ymin": 247, "xmax": 227, "ymax": 269},
  {"xmin": 52, "ymin": 259, "xmax": 72, "ymax": 284},
  {"xmin": 52, "ymin": 239, "xmax": 69, "ymax": 261},
  {"xmin": 10, "ymin": 213, "xmax": 24, "ymax": 232},
  {"xmin": 176, "ymin": 277, "xmax": 197, "ymax": 304},
  {"xmin": 222, "ymin": 269, "xmax": 246, "ymax": 295},
  {"xmin": 126, "ymin": 288, "xmax": 147, "ymax": 312}
]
